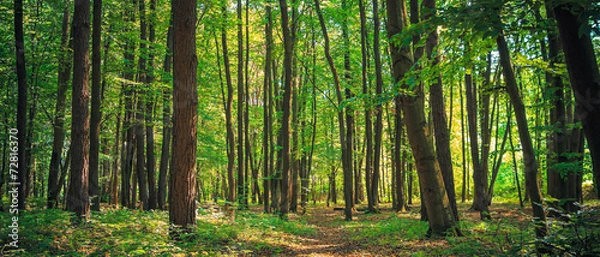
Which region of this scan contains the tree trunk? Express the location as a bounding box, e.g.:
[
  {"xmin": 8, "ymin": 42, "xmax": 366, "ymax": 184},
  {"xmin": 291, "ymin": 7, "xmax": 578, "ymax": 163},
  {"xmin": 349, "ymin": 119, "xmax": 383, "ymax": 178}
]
[
  {"xmin": 314, "ymin": 0, "xmax": 352, "ymax": 221},
  {"xmin": 423, "ymin": 0, "xmax": 458, "ymax": 220},
  {"xmin": 497, "ymin": 34, "xmax": 547, "ymax": 238},
  {"xmin": 221, "ymin": 3, "xmax": 236, "ymax": 204},
  {"xmin": 236, "ymin": 0, "xmax": 246, "ymax": 209},
  {"xmin": 551, "ymin": 0, "xmax": 600, "ymax": 199},
  {"xmin": 158, "ymin": 24, "xmax": 172, "ymax": 210},
  {"xmin": 278, "ymin": 0, "xmax": 293, "ymax": 219},
  {"xmin": 48, "ymin": 2, "xmax": 72, "ymax": 209},
  {"xmin": 262, "ymin": 4, "xmax": 273, "ymax": 213},
  {"xmin": 386, "ymin": 0, "xmax": 457, "ymax": 236},
  {"xmin": 169, "ymin": 0, "xmax": 198, "ymax": 232},
  {"xmin": 146, "ymin": 0, "xmax": 158, "ymax": 210},
  {"xmin": 89, "ymin": 0, "xmax": 102, "ymax": 212},
  {"xmin": 67, "ymin": 0, "xmax": 91, "ymax": 221},
  {"xmin": 369, "ymin": 0, "xmax": 384, "ymax": 214}
]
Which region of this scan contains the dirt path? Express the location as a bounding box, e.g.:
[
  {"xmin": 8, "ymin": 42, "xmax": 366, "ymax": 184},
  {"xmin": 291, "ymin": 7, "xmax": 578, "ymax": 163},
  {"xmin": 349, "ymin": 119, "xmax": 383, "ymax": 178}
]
[{"xmin": 282, "ymin": 208, "xmax": 364, "ymax": 256}]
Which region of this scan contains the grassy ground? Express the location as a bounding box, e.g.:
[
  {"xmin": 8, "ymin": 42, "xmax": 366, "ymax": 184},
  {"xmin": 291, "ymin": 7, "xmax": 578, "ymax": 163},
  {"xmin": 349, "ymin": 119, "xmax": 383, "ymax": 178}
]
[{"xmin": 0, "ymin": 200, "xmax": 598, "ymax": 256}]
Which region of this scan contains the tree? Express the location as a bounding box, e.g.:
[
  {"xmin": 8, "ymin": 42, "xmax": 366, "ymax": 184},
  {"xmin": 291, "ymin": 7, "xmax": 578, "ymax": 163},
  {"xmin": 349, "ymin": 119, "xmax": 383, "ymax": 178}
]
[
  {"xmin": 278, "ymin": 0, "xmax": 293, "ymax": 218},
  {"xmin": 314, "ymin": 0, "xmax": 352, "ymax": 221},
  {"xmin": 497, "ymin": 33, "xmax": 547, "ymax": 238},
  {"xmin": 89, "ymin": 0, "xmax": 102, "ymax": 212},
  {"xmin": 386, "ymin": 0, "xmax": 458, "ymax": 236},
  {"xmin": 169, "ymin": 0, "xmax": 198, "ymax": 233},
  {"xmin": 67, "ymin": 0, "xmax": 92, "ymax": 221},
  {"xmin": 48, "ymin": 1, "xmax": 72, "ymax": 209},
  {"xmin": 423, "ymin": 0, "xmax": 458, "ymax": 220},
  {"xmin": 550, "ymin": 0, "xmax": 600, "ymax": 198}
]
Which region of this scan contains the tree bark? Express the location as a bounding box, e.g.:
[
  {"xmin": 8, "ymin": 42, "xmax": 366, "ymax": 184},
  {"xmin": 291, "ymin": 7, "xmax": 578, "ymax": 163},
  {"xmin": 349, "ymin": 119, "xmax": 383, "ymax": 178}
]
[
  {"xmin": 146, "ymin": 0, "xmax": 158, "ymax": 210},
  {"xmin": 386, "ymin": 0, "xmax": 458, "ymax": 236},
  {"xmin": 278, "ymin": 0, "xmax": 293, "ymax": 218},
  {"xmin": 551, "ymin": 0, "xmax": 600, "ymax": 199},
  {"xmin": 67, "ymin": 0, "xmax": 91, "ymax": 221},
  {"xmin": 48, "ymin": 2, "xmax": 72, "ymax": 209},
  {"xmin": 369, "ymin": 0, "xmax": 384, "ymax": 213},
  {"xmin": 158, "ymin": 24, "xmax": 172, "ymax": 210},
  {"xmin": 221, "ymin": 2, "xmax": 236, "ymax": 203},
  {"xmin": 169, "ymin": 0, "xmax": 198, "ymax": 232},
  {"xmin": 497, "ymin": 34, "xmax": 547, "ymax": 238},
  {"xmin": 89, "ymin": 0, "xmax": 102, "ymax": 212},
  {"xmin": 262, "ymin": 4, "xmax": 273, "ymax": 213},
  {"xmin": 423, "ymin": 0, "xmax": 458, "ymax": 220}
]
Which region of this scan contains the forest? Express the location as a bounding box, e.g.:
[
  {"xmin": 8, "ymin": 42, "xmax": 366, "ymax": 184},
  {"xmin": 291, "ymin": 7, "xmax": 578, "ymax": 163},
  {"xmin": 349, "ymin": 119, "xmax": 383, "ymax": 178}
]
[{"xmin": 1, "ymin": 0, "xmax": 600, "ymax": 255}]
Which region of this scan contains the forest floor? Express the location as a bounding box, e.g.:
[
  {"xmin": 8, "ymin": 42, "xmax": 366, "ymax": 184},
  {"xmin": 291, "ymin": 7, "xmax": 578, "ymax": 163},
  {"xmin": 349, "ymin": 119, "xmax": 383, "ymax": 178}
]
[{"xmin": 1, "ymin": 199, "xmax": 598, "ymax": 256}]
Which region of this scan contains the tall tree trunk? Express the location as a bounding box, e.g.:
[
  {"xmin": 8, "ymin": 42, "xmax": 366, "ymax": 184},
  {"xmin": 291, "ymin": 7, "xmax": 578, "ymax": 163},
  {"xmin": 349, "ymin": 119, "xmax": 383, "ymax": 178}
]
[
  {"xmin": 135, "ymin": 0, "xmax": 149, "ymax": 210},
  {"xmin": 48, "ymin": 2, "xmax": 72, "ymax": 209},
  {"xmin": 67, "ymin": 0, "xmax": 91, "ymax": 221},
  {"xmin": 158, "ymin": 24, "xmax": 172, "ymax": 210},
  {"xmin": 551, "ymin": 0, "xmax": 600, "ymax": 199},
  {"xmin": 15, "ymin": 0, "xmax": 28, "ymax": 211},
  {"xmin": 236, "ymin": 0, "xmax": 246, "ymax": 208},
  {"xmin": 278, "ymin": 0, "xmax": 293, "ymax": 219},
  {"xmin": 314, "ymin": 0, "xmax": 352, "ymax": 221},
  {"xmin": 169, "ymin": 0, "xmax": 198, "ymax": 233},
  {"xmin": 262, "ymin": 4, "xmax": 273, "ymax": 213},
  {"xmin": 369, "ymin": 0, "xmax": 384, "ymax": 214},
  {"xmin": 146, "ymin": 0, "xmax": 158, "ymax": 210},
  {"xmin": 423, "ymin": 0, "xmax": 458, "ymax": 220},
  {"xmin": 342, "ymin": 0, "xmax": 354, "ymax": 213},
  {"xmin": 221, "ymin": 2, "xmax": 236, "ymax": 203},
  {"xmin": 358, "ymin": 0, "xmax": 370, "ymax": 202},
  {"xmin": 89, "ymin": 0, "xmax": 102, "ymax": 212},
  {"xmin": 386, "ymin": 0, "xmax": 458, "ymax": 236},
  {"xmin": 497, "ymin": 34, "xmax": 547, "ymax": 238},
  {"xmin": 465, "ymin": 56, "xmax": 491, "ymax": 219}
]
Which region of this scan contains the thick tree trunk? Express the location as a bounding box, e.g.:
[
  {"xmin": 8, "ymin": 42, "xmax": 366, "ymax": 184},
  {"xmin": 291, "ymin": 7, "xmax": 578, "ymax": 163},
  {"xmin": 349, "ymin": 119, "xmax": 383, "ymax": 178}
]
[
  {"xmin": 169, "ymin": 0, "xmax": 198, "ymax": 232},
  {"xmin": 552, "ymin": 0, "xmax": 600, "ymax": 199},
  {"xmin": 497, "ymin": 34, "xmax": 547, "ymax": 238},
  {"xmin": 48, "ymin": 3, "xmax": 71, "ymax": 209},
  {"xmin": 67, "ymin": 0, "xmax": 91, "ymax": 221},
  {"xmin": 386, "ymin": 0, "xmax": 457, "ymax": 236}
]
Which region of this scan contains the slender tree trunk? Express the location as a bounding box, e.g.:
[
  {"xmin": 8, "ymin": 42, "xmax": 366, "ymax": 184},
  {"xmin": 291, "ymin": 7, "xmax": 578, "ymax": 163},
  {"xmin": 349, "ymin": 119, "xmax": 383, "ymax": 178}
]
[
  {"xmin": 89, "ymin": 0, "xmax": 102, "ymax": 212},
  {"xmin": 158, "ymin": 24, "xmax": 172, "ymax": 210},
  {"xmin": 497, "ymin": 34, "xmax": 547, "ymax": 238},
  {"xmin": 48, "ymin": 3, "xmax": 72, "ymax": 209},
  {"xmin": 423, "ymin": 0, "xmax": 458, "ymax": 220},
  {"xmin": 342, "ymin": 0, "xmax": 354, "ymax": 212},
  {"xmin": 236, "ymin": 0, "xmax": 246, "ymax": 208},
  {"xmin": 314, "ymin": 0, "xmax": 352, "ymax": 221},
  {"xmin": 386, "ymin": 0, "xmax": 458, "ymax": 236},
  {"xmin": 146, "ymin": 0, "xmax": 158, "ymax": 210},
  {"xmin": 369, "ymin": 0, "xmax": 384, "ymax": 214},
  {"xmin": 262, "ymin": 4, "xmax": 273, "ymax": 213},
  {"xmin": 221, "ymin": 2, "xmax": 236, "ymax": 203},
  {"xmin": 169, "ymin": 0, "xmax": 198, "ymax": 233},
  {"xmin": 67, "ymin": 0, "xmax": 91, "ymax": 221},
  {"xmin": 278, "ymin": 0, "xmax": 294, "ymax": 219},
  {"xmin": 15, "ymin": 0, "xmax": 28, "ymax": 211}
]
